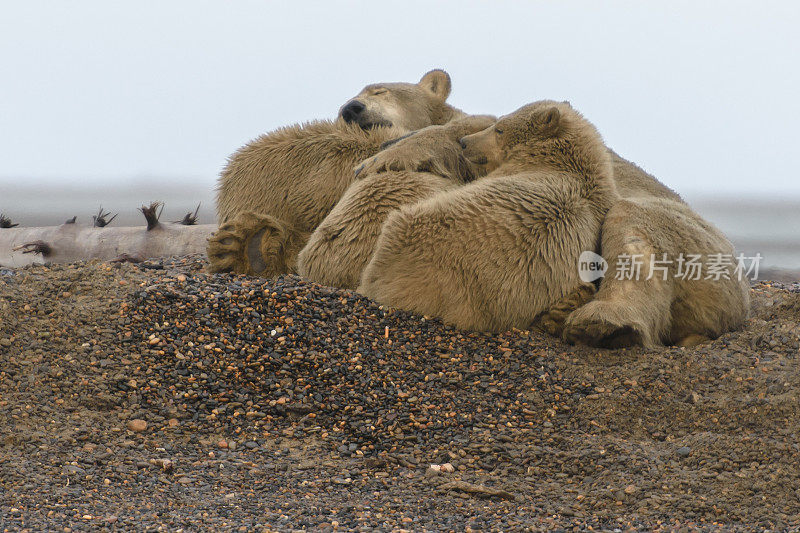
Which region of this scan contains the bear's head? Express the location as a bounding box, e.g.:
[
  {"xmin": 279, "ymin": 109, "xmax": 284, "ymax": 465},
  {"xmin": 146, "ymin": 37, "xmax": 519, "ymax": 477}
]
[
  {"xmin": 339, "ymin": 70, "xmax": 459, "ymax": 132},
  {"xmin": 460, "ymin": 100, "xmax": 606, "ymax": 175}
]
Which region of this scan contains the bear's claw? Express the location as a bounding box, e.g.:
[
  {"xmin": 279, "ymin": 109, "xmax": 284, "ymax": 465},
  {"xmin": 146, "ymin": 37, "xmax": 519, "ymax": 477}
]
[
  {"xmin": 533, "ymin": 283, "xmax": 596, "ymax": 337},
  {"xmin": 356, "ymin": 150, "xmax": 428, "ymax": 178}
]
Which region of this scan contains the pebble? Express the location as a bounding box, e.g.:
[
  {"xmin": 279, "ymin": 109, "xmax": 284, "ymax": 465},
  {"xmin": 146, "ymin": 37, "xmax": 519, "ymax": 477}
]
[
  {"xmin": 428, "ymin": 463, "xmax": 454, "ymax": 474},
  {"xmin": 126, "ymin": 419, "xmax": 147, "ymax": 432},
  {"xmin": 676, "ymin": 446, "xmax": 691, "ymax": 457}
]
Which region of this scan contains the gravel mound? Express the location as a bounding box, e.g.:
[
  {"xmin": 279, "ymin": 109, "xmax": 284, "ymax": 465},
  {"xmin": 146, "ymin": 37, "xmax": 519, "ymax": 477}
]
[{"xmin": 2, "ymin": 255, "xmax": 799, "ymax": 530}]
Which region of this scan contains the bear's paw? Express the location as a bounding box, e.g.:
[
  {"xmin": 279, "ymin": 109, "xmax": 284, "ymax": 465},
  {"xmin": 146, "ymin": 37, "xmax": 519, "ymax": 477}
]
[
  {"xmin": 533, "ymin": 283, "xmax": 596, "ymax": 337},
  {"xmin": 207, "ymin": 212, "xmax": 296, "ymax": 277}
]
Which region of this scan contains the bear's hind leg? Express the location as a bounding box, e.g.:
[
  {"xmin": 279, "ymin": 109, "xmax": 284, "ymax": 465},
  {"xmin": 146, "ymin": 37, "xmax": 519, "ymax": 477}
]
[
  {"xmin": 565, "ymin": 197, "xmax": 749, "ymax": 349},
  {"xmin": 563, "ymin": 256, "xmax": 673, "ymax": 348},
  {"xmin": 207, "ymin": 212, "xmax": 308, "ymax": 277},
  {"xmin": 563, "ymin": 202, "xmax": 674, "ymax": 348}
]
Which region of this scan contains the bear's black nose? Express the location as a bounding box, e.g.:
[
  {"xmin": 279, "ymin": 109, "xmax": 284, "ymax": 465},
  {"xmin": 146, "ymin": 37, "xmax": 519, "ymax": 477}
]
[
  {"xmin": 341, "ymin": 100, "xmax": 366, "ymax": 123},
  {"xmin": 459, "ymin": 137, "xmax": 467, "ymax": 149}
]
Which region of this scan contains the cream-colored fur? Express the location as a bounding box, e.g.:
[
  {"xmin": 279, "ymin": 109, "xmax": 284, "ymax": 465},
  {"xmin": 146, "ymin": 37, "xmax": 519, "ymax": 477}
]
[
  {"xmin": 297, "ymin": 170, "xmax": 461, "ymax": 289},
  {"xmin": 608, "ymin": 150, "xmax": 682, "ymax": 202},
  {"xmin": 562, "ymin": 197, "xmax": 750, "ymax": 347},
  {"xmin": 525, "ymin": 144, "xmax": 750, "ymax": 347},
  {"xmin": 208, "ymin": 70, "xmax": 465, "ymax": 276},
  {"xmin": 358, "ymin": 101, "xmax": 619, "ymax": 331},
  {"xmin": 302, "ymin": 98, "xmax": 747, "ymax": 346},
  {"xmin": 297, "ymin": 116, "xmax": 495, "ymax": 288},
  {"xmin": 380, "ymin": 107, "xmax": 748, "ymax": 346}
]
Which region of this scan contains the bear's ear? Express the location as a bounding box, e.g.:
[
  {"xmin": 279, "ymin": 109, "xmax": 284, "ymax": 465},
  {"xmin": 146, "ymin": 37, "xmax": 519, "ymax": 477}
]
[
  {"xmin": 418, "ymin": 69, "xmax": 452, "ymax": 100},
  {"xmin": 535, "ymin": 106, "xmax": 561, "ymax": 136}
]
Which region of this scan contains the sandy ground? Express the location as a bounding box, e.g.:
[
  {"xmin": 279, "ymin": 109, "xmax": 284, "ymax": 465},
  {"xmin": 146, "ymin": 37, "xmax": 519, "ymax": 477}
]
[{"xmin": 1, "ymin": 256, "xmax": 800, "ymax": 531}]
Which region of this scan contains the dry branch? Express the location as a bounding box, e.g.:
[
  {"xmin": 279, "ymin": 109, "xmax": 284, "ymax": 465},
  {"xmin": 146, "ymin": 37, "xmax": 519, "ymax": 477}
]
[
  {"xmin": 176, "ymin": 204, "xmax": 201, "ymax": 226},
  {"xmin": 92, "ymin": 207, "xmax": 118, "ymax": 227},
  {"xmin": 0, "ymin": 214, "xmax": 19, "ymax": 228},
  {"xmin": 437, "ymin": 480, "xmax": 517, "ymax": 500},
  {"xmin": 139, "ymin": 201, "xmax": 164, "ymax": 231}
]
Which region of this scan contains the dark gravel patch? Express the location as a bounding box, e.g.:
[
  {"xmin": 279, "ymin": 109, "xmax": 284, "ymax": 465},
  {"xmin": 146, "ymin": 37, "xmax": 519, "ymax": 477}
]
[{"xmin": 1, "ymin": 256, "xmax": 799, "ymax": 531}]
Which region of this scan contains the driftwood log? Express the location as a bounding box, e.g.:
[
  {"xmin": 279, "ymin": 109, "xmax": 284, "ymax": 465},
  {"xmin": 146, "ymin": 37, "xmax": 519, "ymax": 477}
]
[
  {"xmin": 0, "ymin": 223, "xmax": 216, "ymax": 268},
  {"xmin": 0, "ymin": 204, "xmax": 214, "ymax": 268}
]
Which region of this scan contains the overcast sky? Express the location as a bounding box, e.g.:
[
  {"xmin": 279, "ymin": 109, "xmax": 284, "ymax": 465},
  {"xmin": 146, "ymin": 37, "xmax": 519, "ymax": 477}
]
[{"xmin": 1, "ymin": 0, "xmax": 798, "ymax": 196}]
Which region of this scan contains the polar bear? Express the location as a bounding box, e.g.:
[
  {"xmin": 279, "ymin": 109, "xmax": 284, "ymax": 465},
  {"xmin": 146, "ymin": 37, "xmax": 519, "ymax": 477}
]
[
  {"xmin": 349, "ymin": 101, "xmax": 749, "ymax": 346},
  {"xmin": 207, "ymin": 70, "xmax": 466, "ymax": 276},
  {"xmin": 358, "ymin": 101, "xmax": 618, "ymax": 331}
]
